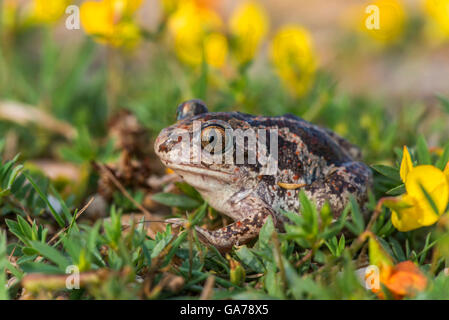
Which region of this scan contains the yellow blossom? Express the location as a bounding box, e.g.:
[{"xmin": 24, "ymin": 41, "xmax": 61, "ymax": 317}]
[
  {"xmin": 205, "ymin": 33, "xmax": 228, "ymax": 68},
  {"xmin": 400, "ymin": 146, "xmax": 413, "ymax": 183},
  {"xmin": 351, "ymin": 0, "xmax": 406, "ymax": 45},
  {"xmin": 80, "ymin": 0, "xmax": 142, "ymax": 48},
  {"xmin": 31, "ymin": 0, "xmax": 71, "ymax": 24},
  {"xmin": 160, "ymin": 0, "xmax": 218, "ymax": 15},
  {"xmin": 270, "ymin": 26, "xmax": 317, "ymax": 97},
  {"xmin": 115, "ymin": 0, "xmax": 143, "ymax": 15},
  {"xmin": 161, "ymin": 0, "xmax": 180, "ymax": 15},
  {"xmin": 168, "ymin": 1, "xmax": 227, "ymax": 67},
  {"xmin": 2, "ymin": 0, "xmax": 19, "ymax": 29},
  {"xmin": 390, "ymin": 161, "xmax": 449, "ymax": 232},
  {"xmin": 423, "ymin": 0, "xmax": 449, "ymax": 40},
  {"xmin": 229, "ymin": 1, "xmax": 269, "ymax": 65}
]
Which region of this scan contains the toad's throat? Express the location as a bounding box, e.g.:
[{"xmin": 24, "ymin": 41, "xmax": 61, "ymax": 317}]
[{"xmin": 163, "ymin": 161, "xmax": 234, "ymax": 184}]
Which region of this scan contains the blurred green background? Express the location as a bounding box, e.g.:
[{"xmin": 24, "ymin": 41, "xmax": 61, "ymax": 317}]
[{"xmin": 0, "ymin": 0, "xmax": 448, "ymax": 166}]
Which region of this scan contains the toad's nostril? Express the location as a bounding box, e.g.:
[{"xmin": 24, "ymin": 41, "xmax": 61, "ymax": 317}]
[
  {"xmin": 157, "ymin": 141, "xmax": 168, "ymax": 153},
  {"xmin": 154, "ymin": 133, "xmax": 168, "ymax": 155}
]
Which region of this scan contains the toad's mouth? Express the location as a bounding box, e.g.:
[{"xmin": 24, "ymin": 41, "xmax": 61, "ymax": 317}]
[{"xmin": 161, "ymin": 160, "xmax": 234, "ymax": 184}]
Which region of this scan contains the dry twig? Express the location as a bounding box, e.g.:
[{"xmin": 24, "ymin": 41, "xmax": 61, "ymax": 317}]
[
  {"xmin": 96, "ymin": 162, "xmax": 157, "ymax": 239},
  {"xmin": 199, "ymin": 275, "xmax": 215, "ymax": 300}
]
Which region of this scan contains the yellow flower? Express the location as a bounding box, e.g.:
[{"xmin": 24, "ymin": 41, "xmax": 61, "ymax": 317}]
[
  {"xmin": 356, "ymin": 0, "xmax": 406, "ymax": 45},
  {"xmin": 270, "ymin": 26, "xmax": 317, "ymax": 97},
  {"xmin": 31, "ymin": 0, "xmax": 71, "ymax": 24},
  {"xmin": 389, "ymin": 147, "xmax": 449, "ymax": 231},
  {"xmin": 205, "ymin": 33, "xmax": 228, "ymax": 68},
  {"xmin": 400, "ymin": 146, "xmax": 413, "ymax": 183},
  {"xmin": 161, "ymin": 0, "xmax": 180, "ymax": 15},
  {"xmin": 229, "ymin": 1, "xmax": 269, "ymax": 65},
  {"xmin": 80, "ymin": 0, "xmax": 142, "ymax": 48},
  {"xmin": 168, "ymin": 1, "xmax": 227, "ymax": 67},
  {"xmin": 2, "ymin": 0, "xmax": 19, "ymax": 29},
  {"xmin": 161, "ymin": 0, "xmax": 218, "ymax": 15},
  {"xmin": 423, "ymin": 0, "xmax": 449, "ymax": 40}
]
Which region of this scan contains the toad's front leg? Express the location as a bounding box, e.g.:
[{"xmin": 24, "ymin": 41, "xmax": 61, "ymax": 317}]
[{"xmin": 194, "ymin": 196, "xmax": 276, "ymax": 253}]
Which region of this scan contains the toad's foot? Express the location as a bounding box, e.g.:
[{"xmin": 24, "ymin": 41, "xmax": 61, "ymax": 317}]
[{"xmin": 194, "ymin": 204, "xmax": 276, "ymax": 253}]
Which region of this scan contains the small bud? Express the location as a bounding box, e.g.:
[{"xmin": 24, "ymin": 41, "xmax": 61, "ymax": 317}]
[
  {"xmin": 228, "ymin": 255, "xmax": 246, "ymax": 286},
  {"xmin": 320, "ymin": 201, "xmax": 332, "ymax": 227}
]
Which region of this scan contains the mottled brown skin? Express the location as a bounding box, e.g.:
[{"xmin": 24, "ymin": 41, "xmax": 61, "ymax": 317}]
[{"xmin": 155, "ymin": 100, "xmax": 373, "ymax": 252}]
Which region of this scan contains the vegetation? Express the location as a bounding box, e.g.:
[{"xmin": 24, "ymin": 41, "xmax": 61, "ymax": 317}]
[{"xmin": 0, "ymin": 0, "xmax": 449, "ymax": 299}]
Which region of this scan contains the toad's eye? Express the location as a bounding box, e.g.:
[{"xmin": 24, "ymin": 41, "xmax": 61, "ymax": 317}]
[{"xmin": 201, "ymin": 125, "xmax": 226, "ymax": 153}]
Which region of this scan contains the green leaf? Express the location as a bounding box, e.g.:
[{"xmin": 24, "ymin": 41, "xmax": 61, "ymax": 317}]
[
  {"xmin": 298, "ymin": 190, "xmax": 318, "ymax": 235},
  {"xmin": 371, "ymin": 164, "xmax": 401, "ymax": 181},
  {"xmin": 62, "ymin": 236, "xmax": 82, "ymax": 264},
  {"xmin": 6, "ymin": 219, "xmax": 30, "ymax": 246},
  {"xmin": 235, "ymin": 245, "xmax": 264, "ymax": 273},
  {"xmin": 418, "ymin": 233, "xmax": 436, "ymax": 265},
  {"xmin": 23, "ymin": 172, "xmax": 65, "ymax": 227},
  {"xmin": 377, "ymin": 219, "xmax": 395, "ymax": 237},
  {"xmin": 348, "ymin": 196, "xmax": 365, "ymax": 234},
  {"xmin": 325, "ymin": 237, "xmax": 338, "ymax": 256},
  {"xmin": 0, "ymin": 154, "xmax": 20, "ymax": 187},
  {"xmin": 320, "ymin": 205, "xmax": 349, "ymax": 240},
  {"xmin": 175, "ymin": 182, "xmax": 203, "ymax": 201},
  {"xmin": 264, "ymin": 266, "xmax": 284, "ymax": 298},
  {"xmin": 436, "ymin": 141, "xmax": 449, "ymax": 170},
  {"xmin": 87, "ymin": 222, "xmax": 105, "ymax": 267},
  {"xmin": 151, "ymin": 234, "xmax": 173, "ymax": 259},
  {"xmin": 49, "ymin": 184, "xmax": 72, "ymax": 224},
  {"xmin": 338, "ymin": 234, "xmax": 346, "ymax": 255},
  {"xmin": 416, "ymin": 135, "xmax": 432, "ymax": 165},
  {"xmin": 6, "ymin": 164, "xmax": 23, "ymax": 190},
  {"xmin": 386, "ymin": 184, "xmax": 405, "ymax": 196},
  {"xmin": 151, "ymin": 192, "xmax": 201, "ymax": 210},
  {"xmin": 20, "ymin": 262, "xmax": 63, "ymax": 274},
  {"xmin": 280, "ymin": 210, "xmax": 302, "ymax": 226},
  {"xmin": 437, "ymin": 94, "xmax": 449, "ymax": 114},
  {"xmin": 389, "ymin": 237, "xmax": 406, "ymax": 262},
  {"xmin": 0, "ymin": 231, "xmax": 9, "ymax": 300},
  {"xmin": 16, "ymin": 215, "xmax": 33, "ymax": 241},
  {"xmin": 282, "ymin": 256, "xmax": 329, "ymax": 299},
  {"xmin": 29, "ymin": 241, "xmax": 70, "ymax": 270},
  {"xmin": 189, "ymin": 202, "xmax": 208, "ymax": 226},
  {"xmin": 162, "ymin": 232, "xmax": 188, "ymax": 267},
  {"xmin": 258, "ymin": 216, "xmax": 274, "ymax": 249},
  {"xmin": 103, "ymin": 206, "xmax": 122, "ymax": 246},
  {"xmin": 22, "ymin": 247, "xmax": 39, "ymax": 256}
]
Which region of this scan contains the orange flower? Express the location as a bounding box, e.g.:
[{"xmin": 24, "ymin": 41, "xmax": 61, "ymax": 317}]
[
  {"xmin": 378, "ymin": 261, "xmax": 427, "ymax": 299},
  {"xmin": 368, "ymin": 235, "xmax": 427, "ymax": 299}
]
